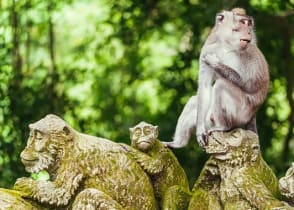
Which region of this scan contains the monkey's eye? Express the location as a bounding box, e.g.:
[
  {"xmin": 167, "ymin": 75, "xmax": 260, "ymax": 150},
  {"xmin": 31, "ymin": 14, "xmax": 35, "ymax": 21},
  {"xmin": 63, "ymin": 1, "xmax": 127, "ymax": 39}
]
[
  {"xmin": 240, "ymin": 19, "xmax": 252, "ymax": 26},
  {"xmin": 216, "ymin": 14, "xmax": 224, "ymax": 23},
  {"xmin": 247, "ymin": 19, "xmax": 253, "ymax": 26}
]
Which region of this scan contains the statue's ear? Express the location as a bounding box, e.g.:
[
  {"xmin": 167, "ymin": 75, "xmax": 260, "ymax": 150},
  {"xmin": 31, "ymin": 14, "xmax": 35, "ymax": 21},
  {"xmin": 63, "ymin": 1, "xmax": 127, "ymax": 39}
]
[
  {"xmin": 63, "ymin": 126, "xmax": 73, "ymax": 141},
  {"xmin": 129, "ymin": 127, "xmax": 134, "ymax": 138},
  {"xmin": 251, "ymin": 143, "xmax": 260, "ymax": 162},
  {"xmin": 154, "ymin": 126, "xmax": 159, "ymax": 139}
]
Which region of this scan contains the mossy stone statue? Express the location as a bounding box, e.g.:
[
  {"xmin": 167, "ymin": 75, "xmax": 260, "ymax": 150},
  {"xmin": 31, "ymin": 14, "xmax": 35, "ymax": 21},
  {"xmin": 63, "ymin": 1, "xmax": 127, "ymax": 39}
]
[
  {"xmin": 189, "ymin": 129, "xmax": 293, "ymax": 210},
  {"xmin": 7, "ymin": 114, "xmax": 157, "ymax": 209},
  {"xmin": 121, "ymin": 121, "xmax": 191, "ymax": 209}
]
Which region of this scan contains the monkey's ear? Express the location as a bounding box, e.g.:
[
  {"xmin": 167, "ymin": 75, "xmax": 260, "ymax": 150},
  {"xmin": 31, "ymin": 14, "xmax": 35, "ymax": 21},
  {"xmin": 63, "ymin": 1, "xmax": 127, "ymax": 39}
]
[
  {"xmin": 250, "ymin": 144, "xmax": 260, "ymax": 162},
  {"xmin": 154, "ymin": 126, "xmax": 159, "ymax": 139}
]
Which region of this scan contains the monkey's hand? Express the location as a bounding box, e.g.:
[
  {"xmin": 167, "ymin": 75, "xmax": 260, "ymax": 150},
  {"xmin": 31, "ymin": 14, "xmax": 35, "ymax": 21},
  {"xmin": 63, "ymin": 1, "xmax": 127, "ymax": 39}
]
[{"xmin": 202, "ymin": 53, "xmax": 220, "ymax": 69}]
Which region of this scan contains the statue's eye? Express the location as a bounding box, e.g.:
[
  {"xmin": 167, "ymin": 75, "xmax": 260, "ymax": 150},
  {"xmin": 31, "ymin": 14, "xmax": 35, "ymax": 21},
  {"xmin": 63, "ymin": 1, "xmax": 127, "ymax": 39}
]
[
  {"xmin": 134, "ymin": 128, "xmax": 141, "ymax": 137},
  {"xmin": 143, "ymin": 127, "xmax": 152, "ymax": 135},
  {"xmin": 35, "ymin": 131, "xmax": 43, "ymax": 141}
]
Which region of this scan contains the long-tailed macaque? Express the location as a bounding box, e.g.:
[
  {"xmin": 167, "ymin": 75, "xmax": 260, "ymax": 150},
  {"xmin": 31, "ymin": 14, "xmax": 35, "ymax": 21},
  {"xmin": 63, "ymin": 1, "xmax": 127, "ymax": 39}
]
[{"xmin": 164, "ymin": 8, "xmax": 269, "ymax": 148}]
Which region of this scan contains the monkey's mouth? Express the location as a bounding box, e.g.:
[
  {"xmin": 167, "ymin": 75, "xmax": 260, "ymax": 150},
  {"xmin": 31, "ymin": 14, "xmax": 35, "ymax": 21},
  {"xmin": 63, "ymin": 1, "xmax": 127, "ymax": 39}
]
[{"xmin": 240, "ymin": 39, "xmax": 251, "ymax": 48}]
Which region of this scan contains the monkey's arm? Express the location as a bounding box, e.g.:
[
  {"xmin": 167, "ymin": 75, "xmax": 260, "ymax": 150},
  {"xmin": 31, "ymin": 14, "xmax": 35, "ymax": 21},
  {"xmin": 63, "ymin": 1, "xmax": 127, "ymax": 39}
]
[
  {"xmin": 14, "ymin": 164, "xmax": 83, "ymax": 206},
  {"xmin": 127, "ymin": 147, "xmax": 164, "ymax": 174},
  {"xmin": 202, "ymin": 53, "xmax": 260, "ymax": 94},
  {"xmin": 196, "ymin": 61, "xmax": 216, "ymax": 147}
]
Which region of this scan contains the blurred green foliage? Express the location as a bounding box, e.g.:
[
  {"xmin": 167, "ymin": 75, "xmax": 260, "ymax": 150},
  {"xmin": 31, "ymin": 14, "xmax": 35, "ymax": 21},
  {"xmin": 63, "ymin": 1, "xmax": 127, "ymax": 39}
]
[{"xmin": 0, "ymin": 0, "xmax": 293, "ymax": 188}]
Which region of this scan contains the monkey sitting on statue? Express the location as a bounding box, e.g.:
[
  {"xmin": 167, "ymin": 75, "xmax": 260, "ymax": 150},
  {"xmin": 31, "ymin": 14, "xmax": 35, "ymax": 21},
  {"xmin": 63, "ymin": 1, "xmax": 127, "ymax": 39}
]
[
  {"xmin": 121, "ymin": 121, "xmax": 191, "ymax": 209},
  {"xmin": 163, "ymin": 8, "xmax": 269, "ymax": 148}
]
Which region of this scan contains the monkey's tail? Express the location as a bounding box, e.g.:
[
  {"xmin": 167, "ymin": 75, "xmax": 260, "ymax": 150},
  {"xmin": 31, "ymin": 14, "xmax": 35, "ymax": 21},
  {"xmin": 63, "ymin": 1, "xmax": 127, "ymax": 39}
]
[{"xmin": 163, "ymin": 95, "xmax": 198, "ymax": 148}]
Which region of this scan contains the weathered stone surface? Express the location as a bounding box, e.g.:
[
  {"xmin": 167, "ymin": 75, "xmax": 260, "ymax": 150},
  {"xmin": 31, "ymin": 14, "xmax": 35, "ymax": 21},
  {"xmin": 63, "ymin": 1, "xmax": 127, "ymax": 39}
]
[
  {"xmin": 0, "ymin": 188, "xmax": 46, "ymax": 210},
  {"xmin": 1, "ymin": 115, "xmax": 294, "ymax": 210},
  {"xmin": 11, "ymin": 114, "xmax": 157, "ymax": 209},
  {"xmin": 189, "ymin": 129, "xmax": 293, "ymax": 210}
]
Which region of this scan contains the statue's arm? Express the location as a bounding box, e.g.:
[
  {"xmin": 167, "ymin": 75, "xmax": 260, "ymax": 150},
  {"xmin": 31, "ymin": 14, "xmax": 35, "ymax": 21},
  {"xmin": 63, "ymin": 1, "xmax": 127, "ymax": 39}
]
[
  {"xmin": 14, "ymin": 165, "xmax": 83, "ymax": 206},
  {"xmin": 233, "ymin": 169, "xmax": 285, "ymax": 210},
  {"xmin": 127, "ymin": 147, "xmax": 164, "ymax": 174}
]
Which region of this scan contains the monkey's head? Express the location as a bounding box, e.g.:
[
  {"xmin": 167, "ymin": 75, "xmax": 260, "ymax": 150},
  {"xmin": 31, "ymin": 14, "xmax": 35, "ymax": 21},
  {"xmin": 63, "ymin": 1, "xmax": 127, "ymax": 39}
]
[
  {"xmin": 20, "ymin": 114, "xmax": 74, "ymax": 174},
  {"xmin": 213, "ymin": 8, "xmax": 255, "ymax": 50},
  {"xmin": 205, "ymin": 129, "xmax": 260, "ymax": 166},
  {"xmin": 279, "ymin": 163, "xmax": 294, "ymax": 202},
  {"xmin": 129, "ymin": 121, "xmax": 158, "ymax": 152}
]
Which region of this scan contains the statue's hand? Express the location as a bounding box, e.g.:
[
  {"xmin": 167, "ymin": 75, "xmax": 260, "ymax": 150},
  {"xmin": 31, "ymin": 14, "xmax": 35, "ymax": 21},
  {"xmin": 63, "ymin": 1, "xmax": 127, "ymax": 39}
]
[
  {"xmin": 119, "ymin": 143, "xmax": 132, "ymax": 152},
  {"xmin": 13, "ymin": 177, "xmax": 35, "ymax": 197}
]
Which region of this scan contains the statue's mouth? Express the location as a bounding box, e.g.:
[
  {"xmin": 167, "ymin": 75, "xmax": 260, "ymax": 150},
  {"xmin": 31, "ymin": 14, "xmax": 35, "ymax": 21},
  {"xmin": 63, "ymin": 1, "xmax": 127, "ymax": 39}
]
[
  {"xmin": 21, "ymin": 157, "xmax": 39, "ymax": 165},
  {"xmin": 138, "ymin": 140, "xmax": 150, "ymax": 144}
]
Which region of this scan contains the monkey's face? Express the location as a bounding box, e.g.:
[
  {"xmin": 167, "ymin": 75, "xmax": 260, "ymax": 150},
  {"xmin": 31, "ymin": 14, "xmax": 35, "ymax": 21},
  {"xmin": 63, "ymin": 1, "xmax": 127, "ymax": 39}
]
[
  {"xmin": 214, "ymin": 10, "xmax": 254, "ymax": 50},
  {"xmin": 130, "ymin": 122, "xmax": 158, "ymax": 152}
]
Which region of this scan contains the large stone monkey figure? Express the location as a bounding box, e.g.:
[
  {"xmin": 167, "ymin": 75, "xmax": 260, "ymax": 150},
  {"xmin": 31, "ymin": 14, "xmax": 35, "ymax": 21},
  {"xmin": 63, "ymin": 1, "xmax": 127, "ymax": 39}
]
[{"xmin": 164, "ymin": 8, "xmax": 269, "ymax": 148}]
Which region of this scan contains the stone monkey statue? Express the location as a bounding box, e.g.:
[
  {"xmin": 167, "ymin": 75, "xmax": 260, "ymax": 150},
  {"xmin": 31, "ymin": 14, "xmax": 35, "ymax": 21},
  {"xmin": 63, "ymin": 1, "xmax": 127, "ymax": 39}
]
[
  {"xmin": 122, "ymin": 121, "xmax": 191, "ymax": 209},
  {"xmin": 189, "ymin": 129, "xmax": 293, "ymax": 210},
  {"xmin": 13, "ymin": 114, "xmax": 157, "ymax": 209}
]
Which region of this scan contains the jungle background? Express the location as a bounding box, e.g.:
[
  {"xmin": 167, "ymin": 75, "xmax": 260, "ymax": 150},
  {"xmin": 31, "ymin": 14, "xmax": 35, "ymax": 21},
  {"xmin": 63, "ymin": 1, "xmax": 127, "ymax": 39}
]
[{"xmin": 0, "ymin": 0, "xmax": 293, "ymax": 188}]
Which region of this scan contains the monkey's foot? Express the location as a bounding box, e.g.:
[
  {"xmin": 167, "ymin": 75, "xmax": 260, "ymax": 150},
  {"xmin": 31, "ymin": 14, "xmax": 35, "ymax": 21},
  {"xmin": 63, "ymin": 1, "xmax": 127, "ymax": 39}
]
[{"xmin": 197, "ymin": 133, "xmax": 209, "ymax": 148}]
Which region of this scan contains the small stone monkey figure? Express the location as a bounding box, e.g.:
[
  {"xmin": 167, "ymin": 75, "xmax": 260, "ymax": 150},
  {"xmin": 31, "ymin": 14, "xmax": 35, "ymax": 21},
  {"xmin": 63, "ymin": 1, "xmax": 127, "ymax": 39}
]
[
  {"xmin": 126, "ymin": 121, "xmax": 191, "ymax": 209},
  {"xmin": 279, "ymin": 163, "xmax": 294, "ymax": 206}
]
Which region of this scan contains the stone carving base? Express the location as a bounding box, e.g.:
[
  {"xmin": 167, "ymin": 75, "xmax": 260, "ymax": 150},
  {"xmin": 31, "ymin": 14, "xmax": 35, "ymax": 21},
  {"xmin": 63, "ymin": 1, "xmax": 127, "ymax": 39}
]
[{"xmin": 0, "ymin": 115, "xmax": 293, "ymax": 209}]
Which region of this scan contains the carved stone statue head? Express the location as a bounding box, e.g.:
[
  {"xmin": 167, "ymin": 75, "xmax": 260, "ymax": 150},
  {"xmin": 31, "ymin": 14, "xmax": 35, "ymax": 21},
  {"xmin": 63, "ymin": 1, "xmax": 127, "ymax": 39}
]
[
  {"xmin": 204, "ymin": 129, "xmax": 260, "ymax": 165},
  {"xmin": 129, "ymin": 121, "xmax": 158, "ymax": 151}
]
